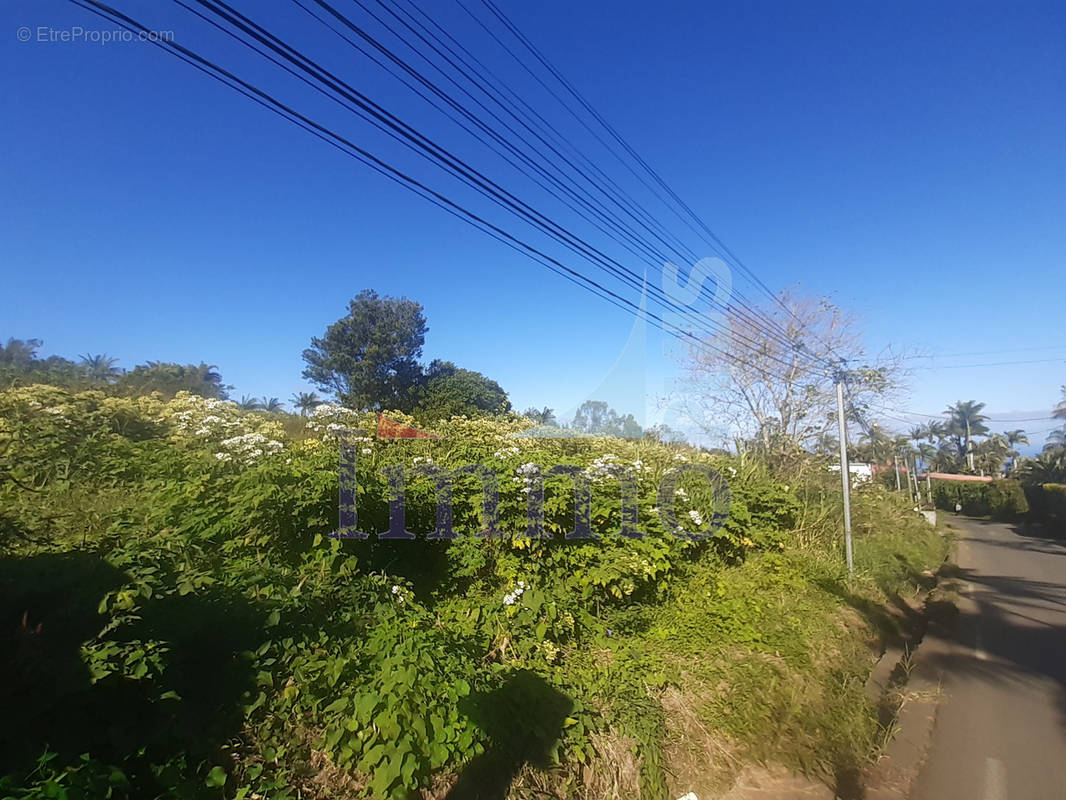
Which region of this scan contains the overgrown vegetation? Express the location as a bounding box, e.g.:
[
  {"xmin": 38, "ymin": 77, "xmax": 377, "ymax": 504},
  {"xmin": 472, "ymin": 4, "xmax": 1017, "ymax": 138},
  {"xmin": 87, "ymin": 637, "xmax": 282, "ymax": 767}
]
[
  {"xmin": 0, "ymin": 385, "xmax": 946, "ymax": 799},
  {"xmin": 1022, "ymin": 482, "xmax": 1066, "ymax": 528},
  {"xmin": 931, "ymin": 479, "xmax": 1029, "ymax": 520}
]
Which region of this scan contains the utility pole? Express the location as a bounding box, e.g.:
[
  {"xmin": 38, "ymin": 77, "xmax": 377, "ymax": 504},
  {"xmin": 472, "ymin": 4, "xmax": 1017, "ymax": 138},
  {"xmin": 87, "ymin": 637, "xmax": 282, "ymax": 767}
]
[
  {"xmin": 893, "ymin": 454, "xmax": 902, "ymax": 492},
  {"xmin": 966, "ymin": 418, "xmax": 975, "ymax": 471},
  {"xmin": 835, "ymin": 373, "xmax": 854, "ymax": 576}
]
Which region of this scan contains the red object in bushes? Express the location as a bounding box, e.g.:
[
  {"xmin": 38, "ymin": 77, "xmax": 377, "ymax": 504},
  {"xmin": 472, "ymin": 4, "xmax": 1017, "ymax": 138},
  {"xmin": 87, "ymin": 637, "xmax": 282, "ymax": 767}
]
[{"xmin": 376, "ymin": 413, "xmax": 439, "ymax": 439}]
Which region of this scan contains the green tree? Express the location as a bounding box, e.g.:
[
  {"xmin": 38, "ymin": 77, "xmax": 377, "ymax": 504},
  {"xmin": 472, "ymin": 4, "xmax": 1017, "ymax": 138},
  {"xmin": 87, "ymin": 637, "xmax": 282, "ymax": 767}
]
[
  {"xmin": 522, "ymin": 406, "xmax": 556, "ymax": 425},
  {"xmin": 302, "ymin": 290, "xmax": 427, "ymax": 411},
  {"xmin": 114, "ymin": 362, "xmax": 230, "ymax": 400},
  {"xmin": 0, "ymin": 338, "xmax": 42, "ymax": 366},
  {"xmin": 850, "ymin": 424, "xmax": 895, "ymax": 464},
  {"xmin": 974, "ymin": 434, "xmax": 1010, "ymax": 475},
  {"xmin": 1047, "ymin": 427, "xmax": 1066, "ymax": 452},
  {"xmin": 238, "ymin": 395, "xmax": 263, "ymax": 411},
  {"xmin": 1003, "ymin": 429, "xmax": 1030, "ymax": 473},
  {"xmin": 644, "ymin": 423, "xmax": 686, "ymax": 444},
  {"xmin": 1016, "ymin": 449, "xmax": 1066, "ymax": 485},
  {"xmin": 416, "ymin": 360, "xmax": 510, "ymax": 420},
  {"xmin": 1054, "ymin": 386, "xmax": 1066, "ymax": 420},
  {"xmin": 259, "ymin": 397, "xmax": 284, "ymax": 413},
  {"xmin": 570, "ymin": 400, "xmax": 642, "ymax": 438},
  {"xmin": 943, "ymin": 401, "xmax": 990, "ymax": 467},
  {"xmin": 79, "ymin": 353, "xmax": 121, "ymax": 381},
  {"xmin": 291, "ymin": 391, "xmax": 323, "ymax": 415}
]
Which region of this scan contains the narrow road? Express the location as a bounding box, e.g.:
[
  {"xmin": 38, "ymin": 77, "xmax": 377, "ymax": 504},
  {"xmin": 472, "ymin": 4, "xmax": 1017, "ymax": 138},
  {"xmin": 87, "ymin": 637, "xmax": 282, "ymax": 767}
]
[{"xmin": 912, "ymin": 517, "xmax": 1066, "ymax": 800}]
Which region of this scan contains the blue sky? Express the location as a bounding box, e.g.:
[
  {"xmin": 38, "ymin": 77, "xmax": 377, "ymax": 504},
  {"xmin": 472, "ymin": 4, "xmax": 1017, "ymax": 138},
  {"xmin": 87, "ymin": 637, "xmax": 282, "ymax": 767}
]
[{"xmin": 2, "ymin": 0, "xmax": 1064, "ymax": 449}]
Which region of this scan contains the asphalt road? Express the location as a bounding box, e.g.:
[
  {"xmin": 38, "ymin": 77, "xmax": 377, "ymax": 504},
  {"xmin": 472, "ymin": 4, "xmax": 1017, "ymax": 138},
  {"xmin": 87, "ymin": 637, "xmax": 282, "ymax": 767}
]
[{"xmin": 912, "ymin": 517, "xmax": 1066, "ymax": 800}]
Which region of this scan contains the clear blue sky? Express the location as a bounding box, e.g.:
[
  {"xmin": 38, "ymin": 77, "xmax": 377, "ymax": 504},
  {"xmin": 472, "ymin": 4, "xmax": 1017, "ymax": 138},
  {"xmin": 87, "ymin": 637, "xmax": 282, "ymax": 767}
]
[{"xmin": 3, "ymin": 0, "xmax": 1064, "ymax": 448}]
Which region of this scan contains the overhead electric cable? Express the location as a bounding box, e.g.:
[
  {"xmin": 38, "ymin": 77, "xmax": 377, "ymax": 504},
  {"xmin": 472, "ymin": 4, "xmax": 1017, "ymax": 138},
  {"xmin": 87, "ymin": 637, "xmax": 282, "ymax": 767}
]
[
  {"xmin": 70, "ymin": 0, "xmax": 812, "ymax": 388},
  {"xmin": 173, "ymin": 0, "xmax": 818, "ymax": 370}
]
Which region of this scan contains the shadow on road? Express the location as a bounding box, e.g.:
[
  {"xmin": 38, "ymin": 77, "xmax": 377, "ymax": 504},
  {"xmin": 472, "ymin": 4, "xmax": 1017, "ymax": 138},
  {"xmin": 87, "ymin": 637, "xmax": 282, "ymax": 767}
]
[{"xmin": 920, "ymin": 519, "xmax": 1066, "ymax": 736}]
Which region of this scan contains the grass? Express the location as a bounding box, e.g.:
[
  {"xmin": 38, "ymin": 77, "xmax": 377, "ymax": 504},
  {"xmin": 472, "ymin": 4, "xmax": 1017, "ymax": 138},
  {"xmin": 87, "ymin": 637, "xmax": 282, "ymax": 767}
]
[{"xmin": 629, "ymin": 492, "xmax": 950, "ymax": 797}]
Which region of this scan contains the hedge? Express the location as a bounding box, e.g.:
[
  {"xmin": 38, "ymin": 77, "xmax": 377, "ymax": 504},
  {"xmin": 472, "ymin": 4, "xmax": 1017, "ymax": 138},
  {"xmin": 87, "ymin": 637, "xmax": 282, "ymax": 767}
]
[
  {"xmin": 932, "ymin": 479, "xmax": 1029, "ymax": 520},
  {"xmin": 1025, "ymin": 483, "xmax": 1066, "ymax": 526}
]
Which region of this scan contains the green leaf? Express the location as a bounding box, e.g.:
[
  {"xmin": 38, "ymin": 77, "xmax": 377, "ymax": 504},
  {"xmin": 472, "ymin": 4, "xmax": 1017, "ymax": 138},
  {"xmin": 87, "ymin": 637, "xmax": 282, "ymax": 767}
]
[
  {"xmin": 205, "ymin": 766, "xmax": 227, "ymax": 788},
  {"xmin": 324, "ymin": 696, "xmax": 349, "ymax": 714}
]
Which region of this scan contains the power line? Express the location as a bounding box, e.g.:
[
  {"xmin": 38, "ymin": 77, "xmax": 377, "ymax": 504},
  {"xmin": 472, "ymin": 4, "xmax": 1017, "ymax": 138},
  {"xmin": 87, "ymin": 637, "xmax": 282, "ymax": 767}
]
[
  {"xmin": 472, "ymin": 0, "xmax": 842, "ymax": 366},
  {"xmin": 899, "ymin": 345, "xmax": 1066, "ymax": 361},
  {"xmin": 452, "ymin": 0, "xmax": 818, "ymax": 355},
  {"xmin": 70, "ymin": 0, "xmax": 814, "ymax": 391},
  {"xmin": 905, "ymin": 356, "xmax": 1066, "ymax": 370},
  {"xmin": 882, "ymin": 409, "xmax": 1056, "ymax": 423},
  {"xmin": 296, "ymin": 0, "xmax": 820, "ymax": 366},
  {"xmin": 180, "ymin": 0, "xmax": 814, "ymax": 372}
]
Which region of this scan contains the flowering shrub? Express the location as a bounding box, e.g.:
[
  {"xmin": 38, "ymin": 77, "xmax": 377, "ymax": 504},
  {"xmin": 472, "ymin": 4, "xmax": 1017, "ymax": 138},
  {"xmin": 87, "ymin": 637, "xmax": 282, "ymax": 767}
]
[{"xmin": 0, "ymin": 386, "xmax": 943, "ymax": 799}]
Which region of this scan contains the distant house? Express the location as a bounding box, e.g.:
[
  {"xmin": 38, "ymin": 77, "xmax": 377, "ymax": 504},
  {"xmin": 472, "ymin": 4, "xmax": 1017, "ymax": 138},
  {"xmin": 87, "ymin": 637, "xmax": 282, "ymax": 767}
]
[{"xmin": 829, "ymin": 462, "xmax": 873, "ymax": 486}]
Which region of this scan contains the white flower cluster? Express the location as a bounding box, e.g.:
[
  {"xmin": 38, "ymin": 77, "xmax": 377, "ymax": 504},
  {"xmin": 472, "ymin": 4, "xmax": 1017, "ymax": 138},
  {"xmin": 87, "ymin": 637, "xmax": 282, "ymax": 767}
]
[
  {"xmin": 503, "ymin": 580, "xmax": 527, "ymax": 607},
  {"xmin": 166, "ymin": 393, "xmax": 284, "ymax": 466},
  {"xmin": 584, "ymin": 453, "xmax": 641, "ymax": 483},
  {"xmin": 304, "ymin": 403, "xmax": 370, "ymax": 442},
  {"xmin": 493, "ymin": 445, "xmax": 520, "ymax": 459},
  {"xmin": 412, "ymin": 456, "xmax": 434, "ymax": 466},
  {"xmin": 584, "ymin": 453, "xmax": 619, "ymax": 479},
  {"xmin": 673, "ymin": 453, "xmax": 690, "ymax": 462},
  {"xmin": 512, "ymin": 462, "xmax": 539, "ymax": 494},
  {"xmin": 216, "ymin": 432, "xmax": 284, "ymax": 465},
  {"xmin": 688, "ymin": 509, "xmax": 703, "ymax": 527},
  {"xmin": 675, "ymin": 487, "xmax": 689, "ymax": 501},
  {"xmin": 390, "ymin": 584, "xmax": 407, "ymax": 605}
]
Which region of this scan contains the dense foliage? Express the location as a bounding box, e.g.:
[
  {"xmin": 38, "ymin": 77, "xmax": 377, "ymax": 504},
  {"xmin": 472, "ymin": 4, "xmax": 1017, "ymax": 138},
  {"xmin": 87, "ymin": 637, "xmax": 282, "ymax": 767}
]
[
  {"xmin": 1024, "ymin": 483, "xmax": 1066, "ymax": 527},
  {"xmin": 931, "ymin": 479, "xmax": 1029, "ymax": 520},
  {"xmin": 301, "ymin": 292, "xmax": 510, "ymax": 420},
  {"xmin": 0, "ymin": 385, "xmax": 946, "ymax": 799}
]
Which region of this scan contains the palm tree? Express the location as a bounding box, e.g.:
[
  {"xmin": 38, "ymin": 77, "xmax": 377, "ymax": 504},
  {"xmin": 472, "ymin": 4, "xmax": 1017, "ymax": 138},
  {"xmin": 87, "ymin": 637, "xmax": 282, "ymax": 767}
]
[
  {"xmin": 931, "ymin": 440, "xmax": 962, "ymax": 472},
  {"xmin": 1054, "ymin": 386, "xmax": 1066, "ymax": 420},
  {"xmin": 522, "ymin": 406, "xmax": 556, "ymax": 425},
  {"xmin": 259, "ymin": 397, "xmax": 284, "ymax": 413},
  {"xmin": 79, "ymin": 353, "xmax": 121, "ymax": 381},
  {"xmin": 1016, "ymin": 449, "xmax": 1066, "ymax": 485},
  {"xmin": 291, "ymin": 391, "xmax": 322, "ymax": 416},
  {"xmin": 924, "ymin": 420, "xmax": 947, "ymax": 442},
  {"xmin": 974, "ymin": 434, "xmax": 1010, "ymax": 476},
  {"xmin": 944, "ymin": 401, "xmax": 990, "ymax": 469},
  {"xmin": 1003, "ymin": 429, "xmax": 1030, "ymax": 474},
  {"xmin": 909, "ymin": 425, "xmax": 927, "ymax": 449},
  {"xmin": 237, "ymin": 395, "xmax": 262, "ymax": 411},
  {"xmin": 1047, "ymin": 427, "xmax": 1066, "ymax": 452},
  {"xmin": 853, "ymin": 424, "xmax": 895, "ymax": 464},
  {"xmin": 0, "ymin": 338, "xmax": 42, "ymax": 366}
]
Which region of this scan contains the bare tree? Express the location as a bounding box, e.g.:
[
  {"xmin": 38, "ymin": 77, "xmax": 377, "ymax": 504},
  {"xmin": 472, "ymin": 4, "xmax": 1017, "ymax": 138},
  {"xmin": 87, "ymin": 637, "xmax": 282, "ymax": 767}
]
[{"xmin": 675, "ymin": 288, "xmax": 902, "ymax": 454}]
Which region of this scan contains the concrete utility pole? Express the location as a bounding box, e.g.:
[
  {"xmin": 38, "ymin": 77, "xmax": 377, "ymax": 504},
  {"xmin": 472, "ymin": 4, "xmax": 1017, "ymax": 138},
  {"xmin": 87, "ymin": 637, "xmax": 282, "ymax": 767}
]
[
  {"xmin": 894, "ymin": 455, "xmax": 902, "ymax": 491},
  {"xmin": 966, "ymin": 418, "xmax": 975, "ymax": 471},
  {"xmin": 835, "ymin": 375, "xmax": 854, "ymax": 576}
]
